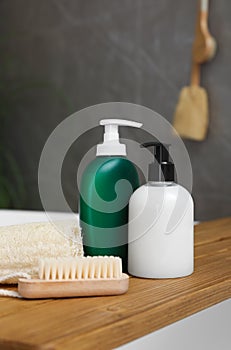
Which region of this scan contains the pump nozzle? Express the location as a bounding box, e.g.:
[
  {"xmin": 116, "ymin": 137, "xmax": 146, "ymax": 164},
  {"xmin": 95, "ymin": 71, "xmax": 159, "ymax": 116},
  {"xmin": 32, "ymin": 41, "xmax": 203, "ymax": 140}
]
[
  {"xmin": 141, "ymin": 142, "xmax": 175, "ymax": 182},
  {"xmin": 96, "ymin": 119, "xmax": 142, "ymax": 156}
]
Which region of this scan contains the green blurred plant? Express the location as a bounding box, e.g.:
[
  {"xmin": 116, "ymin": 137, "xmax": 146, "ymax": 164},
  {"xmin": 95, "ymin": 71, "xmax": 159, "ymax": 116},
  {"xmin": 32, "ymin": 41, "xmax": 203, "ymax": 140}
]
[
  {"xmin": 0, "ymin": 40, "xmax": 73, "ymax": 208},
  {"xmin": 0, "ymin": 81, "xmax": 26, "ymax": 208},
  {"xmin": 0, "ymin": 147, "xmax": 25, "ymax": 208}
]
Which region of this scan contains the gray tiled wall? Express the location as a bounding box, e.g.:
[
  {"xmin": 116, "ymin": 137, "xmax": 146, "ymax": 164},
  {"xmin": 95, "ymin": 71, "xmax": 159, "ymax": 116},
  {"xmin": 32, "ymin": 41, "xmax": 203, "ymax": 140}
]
[{"xmin": 0, "ymin": 0, "xmax": 230, "ymax": 220}]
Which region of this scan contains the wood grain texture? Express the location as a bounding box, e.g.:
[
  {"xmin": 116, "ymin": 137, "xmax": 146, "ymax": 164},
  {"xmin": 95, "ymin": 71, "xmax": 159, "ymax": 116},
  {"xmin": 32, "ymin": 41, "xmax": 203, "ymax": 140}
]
[{"xmin": 0, "ymin": 218, "xmax": 230, "ymax": 350}]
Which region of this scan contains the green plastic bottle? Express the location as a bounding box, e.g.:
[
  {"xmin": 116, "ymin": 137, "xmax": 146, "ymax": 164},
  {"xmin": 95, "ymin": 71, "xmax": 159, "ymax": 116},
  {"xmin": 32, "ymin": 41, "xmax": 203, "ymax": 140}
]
[{"xmin": 79, "ymin": 119, "xmax": 142, "ymax": 271}]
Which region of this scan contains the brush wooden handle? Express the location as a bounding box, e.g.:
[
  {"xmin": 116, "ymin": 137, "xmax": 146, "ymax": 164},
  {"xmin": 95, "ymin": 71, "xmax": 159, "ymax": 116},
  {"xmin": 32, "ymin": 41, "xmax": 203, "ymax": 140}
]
[
  {"xmin": 18, "ymin": 274, "xmax": 129, "ymax": 299},
  {"xmin": 173, "ymin": 0, "xmax": 210, "ymax": 141},
  {"xmin": 193, "ymin": 0, "xmax": 216, "ymax": 63},
  {"xmin": 191, "ymin": 62, "xmax": 201, "ymax": 86}
]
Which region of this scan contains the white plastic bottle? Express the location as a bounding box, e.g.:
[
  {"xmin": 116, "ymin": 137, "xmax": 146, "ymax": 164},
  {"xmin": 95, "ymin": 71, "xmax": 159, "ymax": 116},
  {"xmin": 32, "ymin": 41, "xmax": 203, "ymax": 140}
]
[{"xmin": 128, "ymin": 142, "xmax": 194, "ymax": 278}]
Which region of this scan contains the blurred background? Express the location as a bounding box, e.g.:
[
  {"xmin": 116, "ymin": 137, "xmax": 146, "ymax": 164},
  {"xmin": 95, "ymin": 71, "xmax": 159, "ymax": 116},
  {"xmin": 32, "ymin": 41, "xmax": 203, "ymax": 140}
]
[{"xmin": 0, "ymin": 0, "xmax": 230, "ymax": 220}]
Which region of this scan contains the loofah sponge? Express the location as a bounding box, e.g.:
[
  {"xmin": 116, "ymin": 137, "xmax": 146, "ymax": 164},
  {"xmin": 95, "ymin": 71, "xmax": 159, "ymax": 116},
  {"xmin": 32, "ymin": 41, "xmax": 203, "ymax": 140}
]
[{"xmin": 0, "ymin": 221, "xmax": 83, "ymax": 284}]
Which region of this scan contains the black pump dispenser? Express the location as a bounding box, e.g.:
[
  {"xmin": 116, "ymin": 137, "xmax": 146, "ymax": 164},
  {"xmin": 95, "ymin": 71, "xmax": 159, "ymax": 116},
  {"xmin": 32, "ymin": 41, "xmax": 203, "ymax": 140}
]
[{"xmin": 141, "ymin": 142, "xmax": 175, "ymax": 182}]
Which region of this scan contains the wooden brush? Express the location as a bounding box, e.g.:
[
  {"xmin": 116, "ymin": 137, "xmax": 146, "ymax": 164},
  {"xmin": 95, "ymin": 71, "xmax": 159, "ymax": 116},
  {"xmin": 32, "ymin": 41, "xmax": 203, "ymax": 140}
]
[
  {"xmin": 18, "ymin": 256, "xmax": 129, "ymax": 299},
  {"xmin": 173, "ymin": 0, "xmax": 217, "ymax": 141},
  {"xmin": 173, "ymin": 62, "xmax": 209, "ymax": 141},
  {"xmin": 193, "ymin": 0, "xmax": 217, "ymax": 63}
]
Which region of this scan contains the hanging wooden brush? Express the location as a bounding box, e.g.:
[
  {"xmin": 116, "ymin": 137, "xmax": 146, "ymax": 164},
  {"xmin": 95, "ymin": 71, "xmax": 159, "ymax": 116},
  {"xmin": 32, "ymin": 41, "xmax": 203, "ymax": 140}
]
[{"xmin": 173, "ymin": 0, "xmax": 217, "ymax": 141}]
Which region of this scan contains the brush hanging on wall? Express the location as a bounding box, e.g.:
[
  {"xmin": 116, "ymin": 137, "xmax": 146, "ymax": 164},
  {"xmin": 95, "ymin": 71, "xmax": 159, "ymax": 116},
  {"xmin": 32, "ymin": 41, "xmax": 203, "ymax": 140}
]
[{"xmin": 173, "ymin": 0, "xmax": 217, "ymax": 141}]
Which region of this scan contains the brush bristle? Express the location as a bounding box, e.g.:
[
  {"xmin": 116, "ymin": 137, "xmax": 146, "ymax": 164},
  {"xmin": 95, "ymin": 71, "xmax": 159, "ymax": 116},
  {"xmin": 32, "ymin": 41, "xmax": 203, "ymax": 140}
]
[{"xmin": 39, "ymin": 256, "xmax": 123, "ymax": 281}]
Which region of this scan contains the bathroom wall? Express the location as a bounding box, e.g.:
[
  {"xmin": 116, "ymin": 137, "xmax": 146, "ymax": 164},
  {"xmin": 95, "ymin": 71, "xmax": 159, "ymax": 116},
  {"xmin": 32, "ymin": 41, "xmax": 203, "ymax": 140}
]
[{"xmin": 0, "ymin": 0, "xmax": 230, "ymax": 220}]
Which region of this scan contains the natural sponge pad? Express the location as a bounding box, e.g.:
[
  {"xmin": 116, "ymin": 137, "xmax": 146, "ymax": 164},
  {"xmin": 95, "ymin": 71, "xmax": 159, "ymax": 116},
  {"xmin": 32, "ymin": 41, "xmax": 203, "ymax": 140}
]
[{"xmin": 0, "ymin": 221, "xmax": 83, "ymax": 283}]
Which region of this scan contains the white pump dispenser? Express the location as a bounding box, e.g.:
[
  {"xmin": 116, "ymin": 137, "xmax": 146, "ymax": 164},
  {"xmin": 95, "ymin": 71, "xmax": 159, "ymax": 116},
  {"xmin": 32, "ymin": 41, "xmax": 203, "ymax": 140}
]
[
  {"xmin": 128, "ymin": 142, "xmax": 194, "ymax": 278},
  {"xmin": 96, "ymin": 119, "xmax": 142, "ymax": 156}
]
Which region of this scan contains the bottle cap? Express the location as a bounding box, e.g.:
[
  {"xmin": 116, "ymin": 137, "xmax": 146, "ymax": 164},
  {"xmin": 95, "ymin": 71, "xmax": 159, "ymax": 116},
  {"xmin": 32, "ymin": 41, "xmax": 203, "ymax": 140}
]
[
  {"xmin": 141, "ymin": 142, "xmax": 175, "ymax": 182},
  {"xmin": 96, "ymin": 119, "xmax": 142, "ymax": 156}
]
